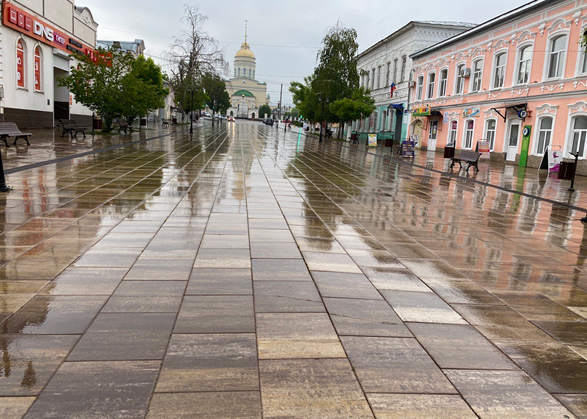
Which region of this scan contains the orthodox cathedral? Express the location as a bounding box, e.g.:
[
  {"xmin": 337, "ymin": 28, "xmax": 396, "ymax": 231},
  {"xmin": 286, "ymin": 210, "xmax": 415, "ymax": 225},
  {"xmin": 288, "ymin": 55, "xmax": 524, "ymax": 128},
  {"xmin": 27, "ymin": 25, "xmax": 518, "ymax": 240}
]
[{"xmin": 225, "ymin": 24, "xmax": 269, "ymax": 119}]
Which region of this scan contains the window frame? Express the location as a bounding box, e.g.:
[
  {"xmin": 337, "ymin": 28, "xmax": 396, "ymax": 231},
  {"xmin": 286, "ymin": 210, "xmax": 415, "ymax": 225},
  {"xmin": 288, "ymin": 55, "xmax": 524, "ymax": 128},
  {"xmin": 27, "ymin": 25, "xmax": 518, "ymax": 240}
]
[
  {"xmin": 426, "ymin": 72, "xmax": 436, "ymax": 100},
  {"xmin": 16, "ymin": 37, "xmax": 27, "ymax": 90},
  {"xmin": 386, "ymin": 62, "xmax": 391, "ymax": 87},
  {"xmin": 34, "ymin": 44, "xmax": 43, "ymax": 92},
  {"xmin": 545, "ymin": 32, "xmax": 569, "ymax": 81},
  {"xmin": 463, "ymin": 119, "xmax": 475, "ymax": 150},
  {"xmin": 401, "ymin": 55, "xmax": 407, "ymax": 82},
  {"xmin": 470, "ymin": 59, "xmax": 483, "ymax": 93},
  {"xmin": 448, "ymin": 120, "xmax": 459, "ymax": 147},
  {"xmin": 534, "ymin": 116, "xmax": 554, "ymax": 156},
  {"xmin": 371, "ymin": 68, "xmax": 376, "ymax": 90},
  {"xmin": 454, "ymin": 63, "xmax": 466, "ymax": 95},
  {"xmin": 515, "ymin": 44, "xmax": 533, "ymax": 86},
  {"xmin": 438, "ymin": 68, "xmax": 448, "ymax": 98},
  {"xmin": 393, "ymin": 58, "xmax": 398, "ymax": 84},
  {"xmin": 484, "ymin": 118, "xmax": 497, "ymax": 151},
  {"xmin": 416, "ymin": 75, "xmax": 424, "ymax": 101},
  {"xmin": 566, "ymin": 115, "xmax": 587, "ymax": 159},
  {"xmin": 492, "ymin": 51, "xmax": 507, "ymax": 89}
]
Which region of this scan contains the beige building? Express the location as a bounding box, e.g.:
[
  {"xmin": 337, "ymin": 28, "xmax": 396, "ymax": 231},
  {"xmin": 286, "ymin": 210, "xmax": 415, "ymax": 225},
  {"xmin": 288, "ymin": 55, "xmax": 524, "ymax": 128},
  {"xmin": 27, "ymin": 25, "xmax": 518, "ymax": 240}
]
[{"xmin": 226, "ymin": 27, "xmax": 268, "ymax": 119}]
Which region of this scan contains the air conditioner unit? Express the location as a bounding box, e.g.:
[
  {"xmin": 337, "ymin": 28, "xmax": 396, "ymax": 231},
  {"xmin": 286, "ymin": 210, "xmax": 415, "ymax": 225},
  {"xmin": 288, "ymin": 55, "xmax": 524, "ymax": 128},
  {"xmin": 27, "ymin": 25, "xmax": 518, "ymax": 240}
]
[
  {"xmin": 408, "ymin": 81, "xmax": 416, "ymax": 87},
  {"xmin": 461, "ymin": 68, "xmax": 472, "ymax": 78}
]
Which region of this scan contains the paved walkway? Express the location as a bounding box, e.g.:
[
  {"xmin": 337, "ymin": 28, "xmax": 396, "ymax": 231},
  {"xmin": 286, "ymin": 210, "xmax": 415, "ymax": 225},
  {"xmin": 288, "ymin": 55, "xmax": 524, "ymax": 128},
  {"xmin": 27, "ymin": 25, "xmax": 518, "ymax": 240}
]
[{"xmin": 1, "ymin": 121, "xmax": 587, "ymax": 418}]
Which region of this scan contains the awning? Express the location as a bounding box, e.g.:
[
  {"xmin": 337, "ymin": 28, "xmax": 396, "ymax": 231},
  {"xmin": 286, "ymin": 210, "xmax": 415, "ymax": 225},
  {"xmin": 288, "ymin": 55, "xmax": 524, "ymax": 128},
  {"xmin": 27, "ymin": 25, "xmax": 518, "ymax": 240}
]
[{"xmin": 489, "ymin": 103, "xmax": 528, "ymax": 122}]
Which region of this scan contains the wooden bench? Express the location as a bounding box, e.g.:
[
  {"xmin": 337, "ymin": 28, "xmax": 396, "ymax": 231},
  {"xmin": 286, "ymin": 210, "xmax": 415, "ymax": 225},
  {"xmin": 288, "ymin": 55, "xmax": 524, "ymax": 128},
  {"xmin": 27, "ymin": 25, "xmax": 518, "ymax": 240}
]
[
  {"xmin": 450, "ymin": 151, "xmax": 482, "ymax": 173},
  {"xmin": 118, "ymin": 121, "xmax": 133, "ymax": 134},
  {"xmin": 0, "ymin": 122, "xmax": 32, "ymax": 147},
  {"xmin": 60, "ymin": 119, "xmax": 88, "ymax": 139},
  {"xmin": 350, "ymin": 133, "xmax": 359, "ymax": 145}
]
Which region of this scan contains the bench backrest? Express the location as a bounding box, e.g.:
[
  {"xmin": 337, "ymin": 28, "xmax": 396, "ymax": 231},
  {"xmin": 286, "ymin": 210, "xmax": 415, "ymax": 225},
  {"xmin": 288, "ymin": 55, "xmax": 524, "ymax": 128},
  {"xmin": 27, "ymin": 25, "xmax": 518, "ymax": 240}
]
[
  {"xmin": 0, "ymin": 122, "xmax": 23, "ymax": 134},
  {"xmin": 119, "ymin": 121, "xmax": 129, "ymax": 127},
  {"xmin": 457, "ymin": 151, "xmax": 482, "ymax": 161},
  {"xmin": 60, "ymin": 119, "xmax": 77, "ymax": 127}
]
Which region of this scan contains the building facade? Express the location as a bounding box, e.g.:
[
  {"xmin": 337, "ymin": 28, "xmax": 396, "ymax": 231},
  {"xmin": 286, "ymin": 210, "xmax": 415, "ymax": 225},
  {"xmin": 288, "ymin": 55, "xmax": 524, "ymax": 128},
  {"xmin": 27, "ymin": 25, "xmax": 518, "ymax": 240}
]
[
  {"xmin": 410, "ymin": 0, "xmax": 587, "ymax": 170},
  {"xmin": 353, "ymin": 21, "xmax": 475, "ymax": 143},
  {"xmin": 97, "ymin": 39, "xmax": 145, "ymax": 58},
  {"xmin": 225, "ymin": 27, "xmax": 268, "ymax": 119},
  {"xmin": 0, "ymin": 0, "xmax": 98, "ymax": 128}
]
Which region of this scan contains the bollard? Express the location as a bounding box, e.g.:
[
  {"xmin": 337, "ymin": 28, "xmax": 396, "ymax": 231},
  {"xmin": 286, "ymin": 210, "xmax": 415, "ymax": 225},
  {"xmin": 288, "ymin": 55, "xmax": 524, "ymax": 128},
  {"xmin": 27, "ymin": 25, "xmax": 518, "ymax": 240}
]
[
  {"xmin": 0, "ymin": 150, "xmax": 11, "ymax": 192},
  {"xmin": 569, "ymin": 152, "xmax": 580, "ymax": 192}
]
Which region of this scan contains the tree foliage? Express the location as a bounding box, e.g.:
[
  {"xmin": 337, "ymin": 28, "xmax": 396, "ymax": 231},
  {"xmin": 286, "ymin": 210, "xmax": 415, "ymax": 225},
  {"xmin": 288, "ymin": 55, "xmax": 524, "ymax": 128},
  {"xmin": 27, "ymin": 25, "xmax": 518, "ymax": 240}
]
[
  {"xmin": 330, "ymin": 87, "xmax": 374, "ymax": 124},
  {"xmin": 289, "ymin": 22, "xmax": 361, "ymax": 127},
  {"xmin": 258, "ymin": 104, "xmax": 272, "ymax": 119},
  {"xmin": 166, "ymin": 5, "xmax": 227, "ymax": 115},
  {"xmin": 59, "ymin": 48, "xmax": 166, "ymax": 132},
  {"xmin": 202, "ymin": 73, "xmax": 230, "ymax": 124}
]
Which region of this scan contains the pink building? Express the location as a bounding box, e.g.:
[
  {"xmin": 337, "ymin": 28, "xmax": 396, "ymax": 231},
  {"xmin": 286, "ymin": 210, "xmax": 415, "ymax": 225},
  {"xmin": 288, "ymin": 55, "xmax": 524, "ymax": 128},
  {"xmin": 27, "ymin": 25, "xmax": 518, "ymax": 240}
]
[{"xmin": 410, "ymin": 0, "xmax": 587, "ymax": 171}]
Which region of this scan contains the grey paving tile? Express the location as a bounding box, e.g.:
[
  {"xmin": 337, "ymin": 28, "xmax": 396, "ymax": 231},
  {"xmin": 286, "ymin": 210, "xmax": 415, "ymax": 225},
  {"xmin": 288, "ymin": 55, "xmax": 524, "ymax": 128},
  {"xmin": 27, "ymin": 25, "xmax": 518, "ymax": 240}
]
[
  {"xmin": 341, "ymin": 337, "xmax": 457, "ymax": 394},
  {"xmin": 303, "ymin": 252, "xmax": 362, "ymax": 273},
  {"xmin": 41, "ymin": 268, "xmax": 126, "ymax": 296},
  {"xmin": 252, "ymin": 259, "xmax": 312, "ymax": 281},
  {"xmin": 174, "ymin": 296, "xmax": 255, "ymax": 333},
  {"xmin": 555, "ymin": 394, "xmax": 587, "ymax": 419},
  {"xmin": 260, "ymin": 359, "xmax": 373, "ymax": 418},
  {"xmin": 324, "ymin": 297, "xmax": 411, "ymax": 337},
  {"xmin": 125, "ymin": 258, "xmax": 194, "ymax": 280},
  {"xmin": 102, "ymin": 281, "xmax": 186, "ymax": 313},
  {"xmin": 367, "ymin": 394, "xmax": 478, "ymax": 419},
  {"xmin": 254, "ymin": 281, "xmax": 325, "ymax": 313},
  {"xmin": 0, "ymin": 397, "xmax": 36, "ymax": 419},
  {"xmin": 362, "ymin": 267, "xmax": 431, "ymax": 292},
  {"xmin": 156, "ymin": 334, "xmax": 258, "ymax": 392},
  {"xmin": 201, "ymin": 234, "xmax": 250, "ymax": 248},
  {"xmin": 422, "ymin": 277, "xmax": 503, "ymax": 305},
  {"xmin": 381, "ymin": 290, "xmax": 466, "ymax": 324},
  {"xmin": 194, "ymin": 248, "xmax": 251, "ymax": 269},
  {"xmin": 250, "ymin": 242, "xmax": 302, "ymax": 258},
  {"xmin": 0, "ymin": 335, "xmax": 79, "ymax": 396},
  {"xmin": 312, "ymin": 271, "xmax": 382, "ymax": 299},
  {"xmin": 408, "ymin": 323, "xmax": 517, "ymax": 369},
  {"xmin": 256, "ymin": 313, "xmax": 345, "ymax": 359},
  {"xmin": 147, "ymin": 392, "xmax": 262, "ymax": 419},
  {"xmin": 445, "ymin": 369, "xmax": 575, "ymax": 419},
  {"xmin": 24, "ymin": 361, "xmax": 160, "ymax": 419},
  {"xmin": 73, "ymin": 247, "xmax": 143, "ymax": 268},
  {"xmin": 67, "ymin": 313, "xmax": 175, "ymax": 361},
  {"xmin": 187, "ymin": 268, "xmax": 253, "ymax": 295}
]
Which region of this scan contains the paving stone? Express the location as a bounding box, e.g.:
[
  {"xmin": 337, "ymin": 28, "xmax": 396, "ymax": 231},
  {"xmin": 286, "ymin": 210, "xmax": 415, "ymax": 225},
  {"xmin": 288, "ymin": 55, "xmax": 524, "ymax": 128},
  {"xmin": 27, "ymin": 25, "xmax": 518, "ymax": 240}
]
[
  {"xmin": 187, "ymin": 268, "xmax": 253, "ymax": 295},
  {"xmin": 367, "ymin": 394, "xmax": 478, "ymax": 419},
  {"xmin": 252, "ymin": 259, "xmax": 312, "ymax": 281},
  {"xmin": 0, "ymin": 397, "xmax": 36, "ymax": 419},
  {"xmin": 174, "ymin": 296, "xmax": 255, "ymax": 333},
  {"xmin": 194, "ymin": 248, "xmax": 251, "ymax": 269},
  {"xmin": 381, "ymin": 290, "xmax": 466, "ymax": 324},
  {"xmin": 125, "ymin": 258, "xmax": 194, "ymax": 280},
  {"xmin": 102, "ymin": 281, "xmax": 186, "ymax": 313},
  {"xmin": 311, "ymin": 271, "xmax": 382, "ymax": 299},
  {"xmin": 147, "ymin": 392, "xmax": 262, "ymax": 419},
  {"xmin": 254, "ymin": 281, "xmax": 325, "ymax": 313}
]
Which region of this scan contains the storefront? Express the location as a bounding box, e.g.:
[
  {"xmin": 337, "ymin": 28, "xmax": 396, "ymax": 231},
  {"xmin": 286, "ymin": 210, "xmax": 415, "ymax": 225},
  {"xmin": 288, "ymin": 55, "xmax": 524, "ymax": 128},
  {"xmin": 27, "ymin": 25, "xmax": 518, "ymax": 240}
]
[{"xmin": 1, "ymin": 1, "xmax": 98, "ymax": 128}]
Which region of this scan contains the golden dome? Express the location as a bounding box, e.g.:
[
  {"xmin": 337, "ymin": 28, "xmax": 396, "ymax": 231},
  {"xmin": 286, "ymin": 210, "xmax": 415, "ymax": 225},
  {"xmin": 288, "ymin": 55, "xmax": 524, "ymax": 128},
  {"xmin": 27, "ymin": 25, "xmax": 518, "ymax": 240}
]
[{"xmin": 235, "ymin": 42, "xmax": 255, "ymax": 59}]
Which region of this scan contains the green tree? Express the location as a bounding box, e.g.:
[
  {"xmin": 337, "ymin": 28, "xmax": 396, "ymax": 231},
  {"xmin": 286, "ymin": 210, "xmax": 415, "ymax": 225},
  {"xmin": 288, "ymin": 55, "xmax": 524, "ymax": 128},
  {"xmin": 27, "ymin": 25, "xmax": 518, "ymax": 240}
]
[
  {"xmin": 258, "ymin": 104, "xmax": 272, "ymax": 119},
  {"xmin": 330, "ymin": 87, "xmax": 375, "ymax": 138},
  {"xmin": 120, "ymin": 56, "xmax": 167, "ymax": 125},
  {"xmin": 59, "ymin": 48, "xmax": 133, "ymax": 132},
  {"xmin": 202, "ymin": 73, "xmax": 230, "ymax": 125}
]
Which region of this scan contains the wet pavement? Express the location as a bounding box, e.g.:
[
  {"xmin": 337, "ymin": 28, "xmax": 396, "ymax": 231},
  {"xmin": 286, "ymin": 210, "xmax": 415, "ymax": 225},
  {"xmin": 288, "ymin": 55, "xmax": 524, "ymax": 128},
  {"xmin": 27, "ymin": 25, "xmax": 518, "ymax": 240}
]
[{"xmin": 1, "ymin": 121, "xmax": 587, "ymax": 417}]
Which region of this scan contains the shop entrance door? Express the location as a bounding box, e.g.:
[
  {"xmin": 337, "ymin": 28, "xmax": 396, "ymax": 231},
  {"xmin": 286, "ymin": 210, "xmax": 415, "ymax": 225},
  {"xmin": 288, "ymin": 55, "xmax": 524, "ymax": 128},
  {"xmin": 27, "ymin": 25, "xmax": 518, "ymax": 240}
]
[
  {"xmin": 54, "ymin": 67, "xmax": 69, "ymax": 121},
  {"xmin": 506, "ymin": 121, "xmax": 521, "ymax": 162},
  {"xmin": 428, "ymin": 120, "xmax": 438, "ymax": 151}
]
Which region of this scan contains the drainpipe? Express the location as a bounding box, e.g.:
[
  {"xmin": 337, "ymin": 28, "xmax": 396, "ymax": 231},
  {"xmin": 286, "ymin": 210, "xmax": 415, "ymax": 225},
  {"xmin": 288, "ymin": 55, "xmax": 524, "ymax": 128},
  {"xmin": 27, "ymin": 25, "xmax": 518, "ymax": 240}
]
[{"xmin": 405, "ymin": 69, "xmax": 415, "ymax": 142}]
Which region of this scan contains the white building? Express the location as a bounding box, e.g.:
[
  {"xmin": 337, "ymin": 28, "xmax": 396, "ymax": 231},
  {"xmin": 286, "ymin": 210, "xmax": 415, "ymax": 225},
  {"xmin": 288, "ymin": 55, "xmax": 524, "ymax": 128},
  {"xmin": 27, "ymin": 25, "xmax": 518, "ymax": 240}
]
[
  {"xmin": 97, "ymin": 39, "xmax": 145, "ymax": 58},
  {"xmin": 0, "ymin": 0, "xmax": 98, "ymax": 128},
  {"xmin": 354, "ymin": 21, "xmax": 476, "ymax": 144}
]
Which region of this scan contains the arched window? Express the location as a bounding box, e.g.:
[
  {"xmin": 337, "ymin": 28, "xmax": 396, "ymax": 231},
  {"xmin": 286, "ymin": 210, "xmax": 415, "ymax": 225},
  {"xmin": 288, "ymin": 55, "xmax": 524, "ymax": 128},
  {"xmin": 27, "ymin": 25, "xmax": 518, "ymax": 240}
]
[
  {"xmin": 455, "ymin": 64, "xmax": 465, "ymax": 94},
  {"xmin": 548, "ymin": 35, "xmax": 567, "ymax": 79},
  {"xmin": 427, "ymin": 72, "xmax": 435, "ymax": 99},
  {"xmin": 568, "ymin": 116, "xmax": 587, "ymax": 158},
  {"xmin": 438, "ymin": 69, "xmax": 448, "ymax": 97},
  {"xmin": 16, "ymin": 39, "xmax": 26, "ymax": 89},
  {"xmin": 248, "ymin": 69, "xmax": 251, "ymax": 78},
  {"xmin": 493, "ymin": 53, "xmax": 507, "ymax": 88},
  {"xmin": 416, "ymin": 75, "xmax": 424, "ymax": 100},
  {"xmin": 448, "ymin": 120, "xmax": 458, "ymax": 146},
  {"xmin": 535, "ymin": 117, "xmax": 553, "ymax": 156},
  {"xmin": 400, "ymin": 56, "xmax": 407, "ymax": 82},
  {"xmin": 517, "ymin": 46, "xmax": 532, "ymax": 84},
  {"xmin": 34, "ymin": 46, "xmax": 42, "ymax": 91},
  {"xmin": 471, "ymin": 60, "xmax": 483, "ymax": 92},
  {"xmin": 484, "ymin": 119, "xmax": 497, "ymax": 151},
  {"xmin": 463, "ymin": 120, "xmax": 475, "ymax": 149},
  {"xmin": 238, "ymin": 68, "xmax": 241, "ymax": 77}
]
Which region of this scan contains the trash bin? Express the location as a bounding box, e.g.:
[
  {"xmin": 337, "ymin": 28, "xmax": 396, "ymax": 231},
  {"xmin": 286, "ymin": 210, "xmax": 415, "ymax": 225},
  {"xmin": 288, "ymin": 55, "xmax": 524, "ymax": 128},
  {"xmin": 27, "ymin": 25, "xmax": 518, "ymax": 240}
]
[
  {"xmin": 140, "ymin": 118, "xmax": 147, "ymax": 126},
  {"xmin": 93, "ymin": 118, "xmax": 102, "ymax": 130},
  {"xmin": 444, "ymin": 146, "xmax": 455, "ymax": 158},
  {"xmin": 558, "ymin": 161, "xmax": 577, "ymax": 180},
  {"xmin": 172, "ymin": 117, "xmax": 177, "ymax": 124}
]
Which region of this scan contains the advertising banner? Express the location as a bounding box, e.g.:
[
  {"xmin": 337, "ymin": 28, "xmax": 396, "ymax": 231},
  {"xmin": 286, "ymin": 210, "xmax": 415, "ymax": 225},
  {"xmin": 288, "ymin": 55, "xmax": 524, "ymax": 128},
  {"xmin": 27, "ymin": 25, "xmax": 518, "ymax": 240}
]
[
  {"xmin": 477, "ymin": 140, "xmax": 491, "ymax": 160},
  {"xmin": 402, "ymin": 141, "xmax": 415, "ymax": 158},
  {"xmin": 368, "ymin": 134, "xmax": 377, "ymax": 147},
  {"xmin": 548, "ymin": 148, "xmax": 562, "ymax": 173}
]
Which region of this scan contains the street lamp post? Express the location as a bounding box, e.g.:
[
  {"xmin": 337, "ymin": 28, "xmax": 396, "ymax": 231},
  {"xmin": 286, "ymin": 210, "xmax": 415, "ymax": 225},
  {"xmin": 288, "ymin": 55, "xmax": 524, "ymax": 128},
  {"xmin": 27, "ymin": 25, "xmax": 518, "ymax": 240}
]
[
  {"xmin": 189, "ymin": 88, "xmax": 195, "ymax": 135},
  {"xmin": 319, "ymin": 95, "xmax": 328, "ymax": 143},
  {"xmin": 0, "ymin": 150, "xmax": 11, "ymax": 192}
]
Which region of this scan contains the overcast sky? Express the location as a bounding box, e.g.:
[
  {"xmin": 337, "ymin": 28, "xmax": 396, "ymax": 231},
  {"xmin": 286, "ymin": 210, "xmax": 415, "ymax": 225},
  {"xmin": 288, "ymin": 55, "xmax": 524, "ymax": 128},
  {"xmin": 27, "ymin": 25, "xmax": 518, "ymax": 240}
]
[{"xmin": 81, "ymin": 0, "xmax": 530, "ymax": 106}]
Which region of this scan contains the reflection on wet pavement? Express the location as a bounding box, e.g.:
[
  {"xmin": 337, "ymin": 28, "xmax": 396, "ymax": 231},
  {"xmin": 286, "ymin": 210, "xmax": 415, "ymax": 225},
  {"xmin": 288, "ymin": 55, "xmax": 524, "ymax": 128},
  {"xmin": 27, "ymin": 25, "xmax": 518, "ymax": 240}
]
[{"xmin": 1, "ymin": 121, "xmax": 587, "ymax": 417}]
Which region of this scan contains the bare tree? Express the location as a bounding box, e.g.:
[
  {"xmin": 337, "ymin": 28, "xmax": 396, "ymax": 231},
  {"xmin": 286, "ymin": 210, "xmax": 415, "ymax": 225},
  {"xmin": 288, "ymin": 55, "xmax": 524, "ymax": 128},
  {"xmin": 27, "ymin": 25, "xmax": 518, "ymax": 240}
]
[{"xmin": 166, "ymin": 5, "xmax": 227, "ymax": 116}]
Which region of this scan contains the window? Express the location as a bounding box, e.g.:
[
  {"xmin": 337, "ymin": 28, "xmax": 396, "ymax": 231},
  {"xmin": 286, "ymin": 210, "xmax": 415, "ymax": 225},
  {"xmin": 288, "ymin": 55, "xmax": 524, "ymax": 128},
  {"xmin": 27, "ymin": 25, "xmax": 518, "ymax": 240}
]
[
  {"xmin": 401, "ymin": 56, "xmax": 407, "ymax": 82},
  {"xmin": 416, "ymin": 75, "xmax": 424, "ymax": 101},
  {"xmin": 372, "ymin": 69, "xmax": 376, "ymax": 90},
  {"xmin": 34, "ymin": 46, "xmax": 42, "ymax": 91},
  {"xmin": 386, "ymin": 62, "xmax": 391, "ymax": 87},
  {"xmin": 582, "ymin": 48, "xmax": 587, "ymax": 75},
  {"xmin": 377, "ymin": 66, "xmax": 382, "ymax": 89},
  {"xmin": 16, "ymin": 39, "xmax": 26, "ymax": 89},
  {"xmin": 455, "ymin": 64, "xmax": 465, "ymax": 94},
  {"xmin": 366, "ymin": 74, "xmax": 370, "ymax": 89},
  {"xmin": 493, "ymin": 53, "xmax": 506, "ymax": 88},
  {"xmin": 548, "ymin": 35, "xmax": 567, "ymax": 79},
  {"xmin": 439, "ymin": 69, "xmax": 448, "ymax": 97},
  {"xmin": 569, "ymin": 116, "xmax": 587, "ymax": 158},
  {"xmin": 393, "ymin": 59, "xmax": 398, "ymax": 84},
  {"xmin": 463, "ymin": 120, "xmax": 475, "ymax": 149},
  {"xmin": 471, "ymin": 60, "xmax": 483, "ymax": 92},
  {"xmin": 517, "ymin": 46, "xmax": 532, "ymax": 84},
  {"xmin": 485, "ymin": 119, "xmax": 497, "ymax": 151},
  {"xmin": 448, "ymin": 121, "xmax": 458, "ymax": 146},
  {"xmin": 238, "ymin": 68, "xmax": 241, "ymax": 77},
  {"xmin": 536, "ymin": 117, "xmax": 553, "ymax": 156},
  {"xmin": 427, "ymin": 73, "xmax": 435, "ymax": 99}
]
